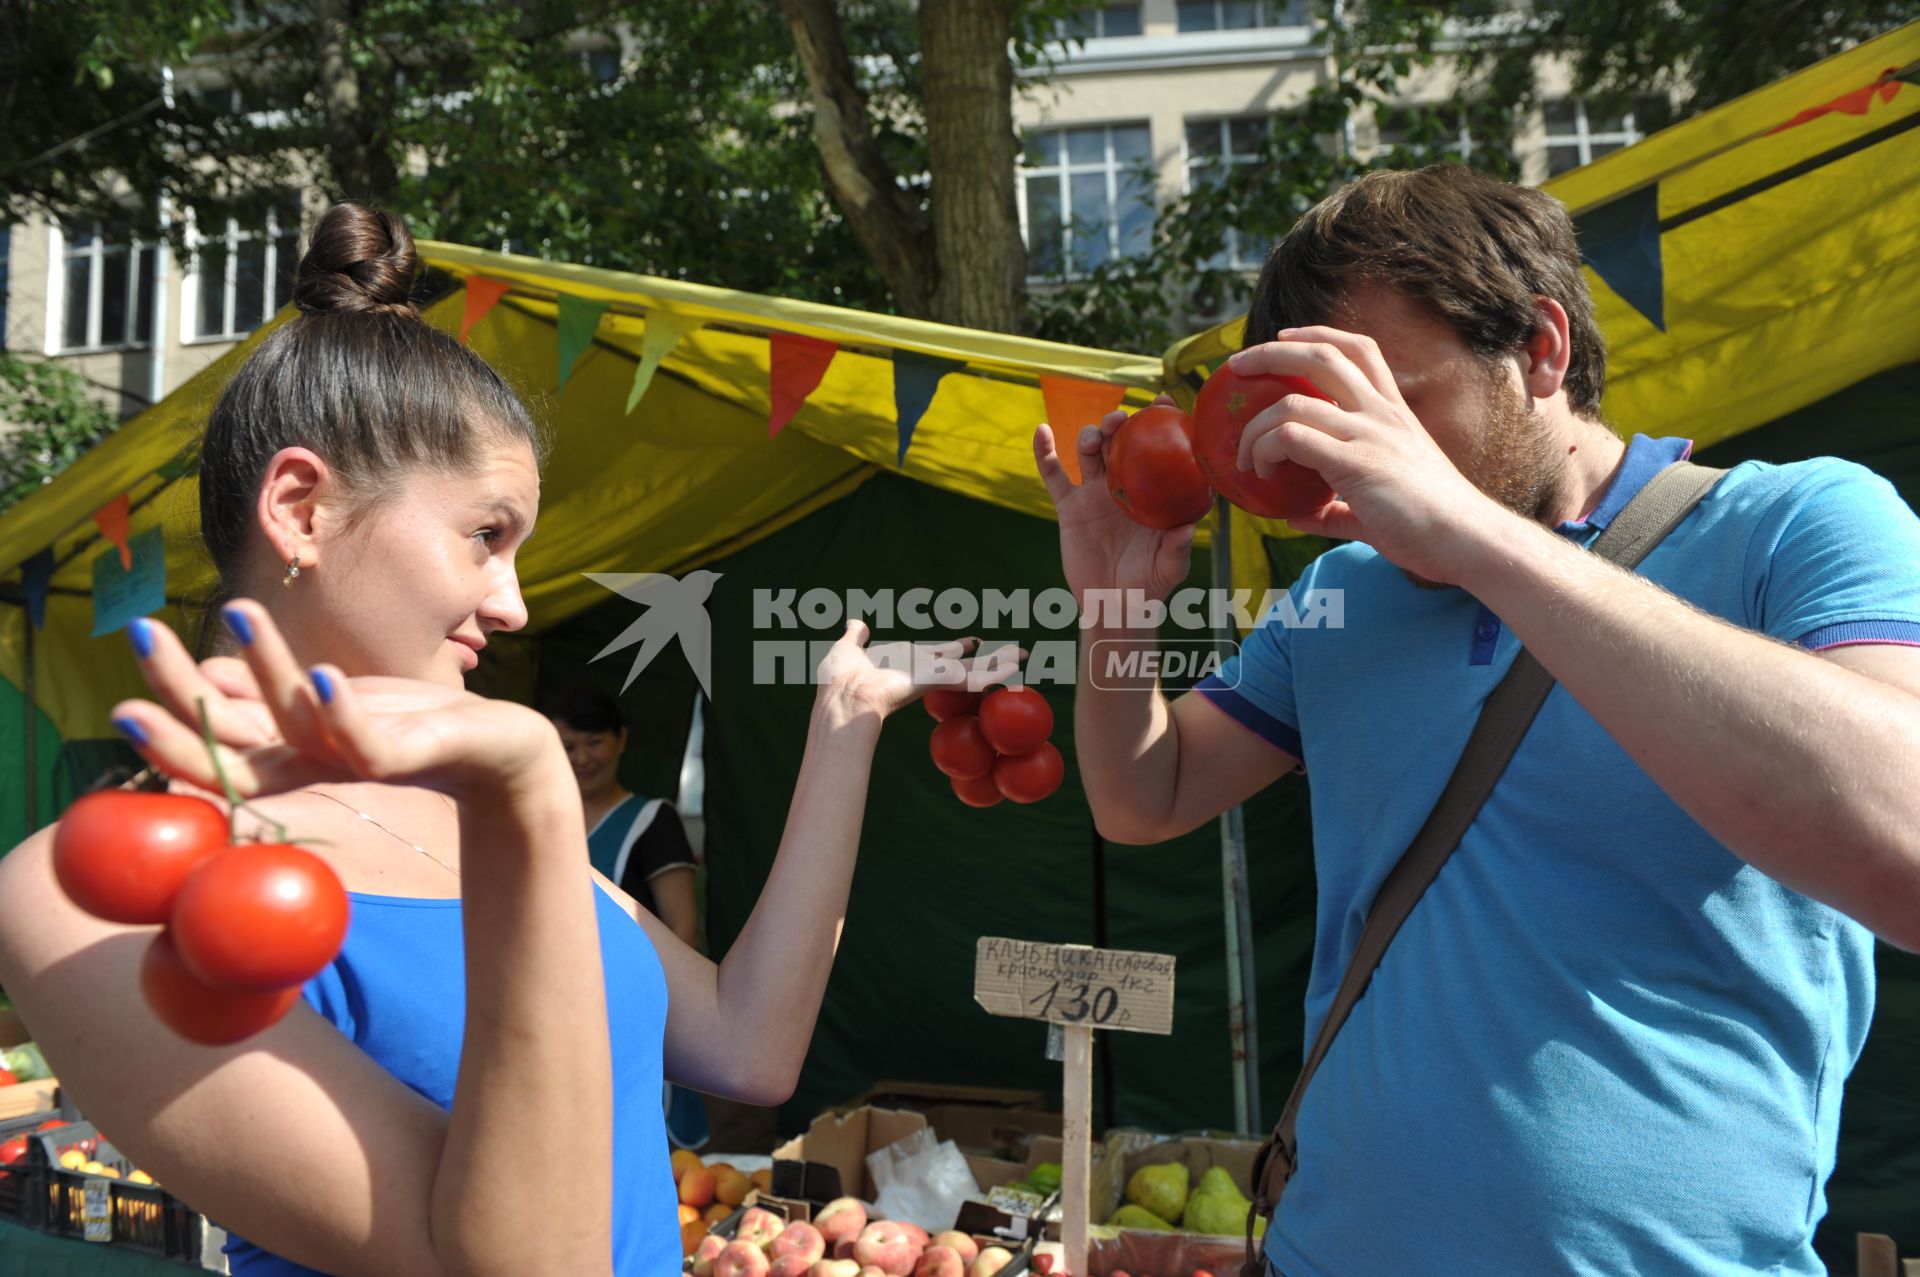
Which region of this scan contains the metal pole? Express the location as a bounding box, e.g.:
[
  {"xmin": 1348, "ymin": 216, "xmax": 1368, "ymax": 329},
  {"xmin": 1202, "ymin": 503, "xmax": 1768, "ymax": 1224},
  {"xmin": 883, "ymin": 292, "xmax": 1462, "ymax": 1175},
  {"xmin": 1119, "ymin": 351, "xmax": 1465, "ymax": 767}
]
[
  {"xmin": 1211, "ymin": 499, "xmax": 1262, "ymax": 1136},
  {"xmin": 23, "ymin": 609, "xmax": 37, "ymax": 833}
]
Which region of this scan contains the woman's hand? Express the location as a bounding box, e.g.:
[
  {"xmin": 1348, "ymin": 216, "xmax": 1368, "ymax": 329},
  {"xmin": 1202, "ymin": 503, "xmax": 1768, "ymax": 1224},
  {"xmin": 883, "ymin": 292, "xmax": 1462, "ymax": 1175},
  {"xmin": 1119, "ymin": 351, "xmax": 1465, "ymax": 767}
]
[
  {"xmin": 112, "ymin": 600, "xmax": 562, "ymax": 807},
  {"xmin": 813, "ymin": 621, "xmax": 1024, "ymax": 721}
]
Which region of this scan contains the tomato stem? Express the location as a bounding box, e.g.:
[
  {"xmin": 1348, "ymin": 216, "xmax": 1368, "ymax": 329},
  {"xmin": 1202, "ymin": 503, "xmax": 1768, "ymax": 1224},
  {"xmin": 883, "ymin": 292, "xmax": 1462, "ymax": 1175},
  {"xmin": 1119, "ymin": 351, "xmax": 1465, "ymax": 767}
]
[{"xmin": 194, "ymin": 696, "xmax": 287, "ymax": 844}]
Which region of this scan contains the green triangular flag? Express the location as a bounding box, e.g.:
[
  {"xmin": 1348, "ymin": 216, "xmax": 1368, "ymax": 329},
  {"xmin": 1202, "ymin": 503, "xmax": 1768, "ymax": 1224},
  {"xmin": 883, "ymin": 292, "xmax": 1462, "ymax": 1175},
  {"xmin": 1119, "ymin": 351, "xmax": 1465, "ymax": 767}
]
[
  {"xmin": 626, "ymin": 312, "xmax": 697, "ymax": 415},
  {"xmin": 556, "ymin": 294, "xmax": 610, "ymax": 394}
]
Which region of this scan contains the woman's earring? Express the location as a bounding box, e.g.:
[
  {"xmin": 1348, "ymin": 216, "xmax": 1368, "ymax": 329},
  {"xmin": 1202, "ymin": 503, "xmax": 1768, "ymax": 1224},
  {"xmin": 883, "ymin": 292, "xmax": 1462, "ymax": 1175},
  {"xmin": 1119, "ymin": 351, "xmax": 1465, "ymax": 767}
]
[{"xmin": 283, "ymin": 555, "xmax": 301, "ymax": 585}]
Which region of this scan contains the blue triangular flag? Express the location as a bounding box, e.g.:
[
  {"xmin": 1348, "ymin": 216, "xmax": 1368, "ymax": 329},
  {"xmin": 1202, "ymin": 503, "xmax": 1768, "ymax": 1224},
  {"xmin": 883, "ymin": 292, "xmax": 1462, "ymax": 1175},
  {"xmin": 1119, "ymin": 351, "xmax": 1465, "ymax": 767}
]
[
  {"xmin": 23, "ymin": 548, "xmax": 53, "ymax": 630},
  {"xmin": 893, "ymin": 351, "xmax": 967, "ymax": 465},
  {"xmin": 1574, "ymin": 183, "xmax": 1665, "ymax": 333}
]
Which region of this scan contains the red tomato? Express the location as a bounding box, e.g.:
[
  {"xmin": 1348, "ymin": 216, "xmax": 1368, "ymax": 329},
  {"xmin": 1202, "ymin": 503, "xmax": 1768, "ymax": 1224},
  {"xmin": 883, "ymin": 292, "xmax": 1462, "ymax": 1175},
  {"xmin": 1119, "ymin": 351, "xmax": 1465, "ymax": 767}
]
[
  {"xmin": 994, "ymin": 743, "xmax": 1065, "ymax": 804},
  {"xmin": 1191, "ymin": 364, "xmax": 1336, "ymax": 519},
  {"xmin": 0, "ymin": 1135, "xmax": 23, "ymax": 1180},
  {"xmin": 141, "ymin": 932, "xmax": 300, "ymax": 1046},
  {"xmin": 978, "ymin": 686, "xmax": 1054, "ymax": 756},
  {"xmin": 951, "ymin": 771, "xmax": 1004, "ymax": 808},
  {"xmin": 0, "ymin": 1067, "xmax": 14, "ymax": 1086},
  {"xmin": 929, "ymin": 716, "xmax": 997, "ymax": 781},
  {"xmin": 1105, "ymin": 405, "xmax": 1214, "ymax": 530},
  {"xmin": 169, "ymin": 844, "xmax": 350, "ymax": 993},
  {"xmin": 923, "ymin": 688, "xmax": 981, "ymax": 722},
  {"xmin": 53, "ymin": 790, "xmax": 230, "ymax": 925}
]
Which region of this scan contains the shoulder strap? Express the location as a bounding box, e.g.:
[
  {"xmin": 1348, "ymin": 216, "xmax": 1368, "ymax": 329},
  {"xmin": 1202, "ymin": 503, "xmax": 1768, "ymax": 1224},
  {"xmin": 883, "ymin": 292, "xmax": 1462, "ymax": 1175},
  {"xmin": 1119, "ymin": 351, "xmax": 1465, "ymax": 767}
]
[
  {"xmin": 610, "ymin": 798, "xmax": 664, "ymax": 887},
  {"xmin": 1241, "ymin": 460, "xmax": 1724, "ymax": 1275}
]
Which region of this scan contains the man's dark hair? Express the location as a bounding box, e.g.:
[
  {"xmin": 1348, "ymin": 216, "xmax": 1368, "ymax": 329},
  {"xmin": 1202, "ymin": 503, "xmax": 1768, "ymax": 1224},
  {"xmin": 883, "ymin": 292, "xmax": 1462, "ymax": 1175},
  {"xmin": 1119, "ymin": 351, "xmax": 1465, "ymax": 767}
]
[{"xmin": 1245, "ymin": 164, "xmax": 1606, "ymax": 418}]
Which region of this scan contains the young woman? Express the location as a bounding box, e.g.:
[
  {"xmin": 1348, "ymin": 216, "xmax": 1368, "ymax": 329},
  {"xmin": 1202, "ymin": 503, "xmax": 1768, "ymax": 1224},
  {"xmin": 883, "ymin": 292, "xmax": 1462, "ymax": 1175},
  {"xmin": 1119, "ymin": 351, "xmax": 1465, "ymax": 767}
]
[
  {"xmin": 0, "ymin": 203, "xmax": 990, "ymax": 1277},
  {"xmin": 544, "ymin": 683, "xmax": 700, "ymax": 950}
]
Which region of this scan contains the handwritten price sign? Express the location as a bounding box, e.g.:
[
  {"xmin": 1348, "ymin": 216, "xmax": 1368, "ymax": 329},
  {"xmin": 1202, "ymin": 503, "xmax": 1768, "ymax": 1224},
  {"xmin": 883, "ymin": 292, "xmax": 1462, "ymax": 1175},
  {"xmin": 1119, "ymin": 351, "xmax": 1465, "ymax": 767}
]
[{"xmin": 973, "ymin": 937, "xmax": 1176, "ymax": 1036}]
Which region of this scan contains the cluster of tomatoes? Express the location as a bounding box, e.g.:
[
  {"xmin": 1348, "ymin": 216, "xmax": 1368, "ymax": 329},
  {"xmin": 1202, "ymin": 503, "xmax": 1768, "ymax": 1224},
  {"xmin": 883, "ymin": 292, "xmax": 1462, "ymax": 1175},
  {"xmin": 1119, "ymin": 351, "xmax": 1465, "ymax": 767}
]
[
  {"xmin": 1105, "ymin": 367, "xmax": 1336, "ymax": 530},
  {"xmin": 53, "ymin": 791, "xmax": 350, "ymax": 1046},
  {"xmin": 926, "ymin": 684, "xmax": 1064, "ymax": 807}
]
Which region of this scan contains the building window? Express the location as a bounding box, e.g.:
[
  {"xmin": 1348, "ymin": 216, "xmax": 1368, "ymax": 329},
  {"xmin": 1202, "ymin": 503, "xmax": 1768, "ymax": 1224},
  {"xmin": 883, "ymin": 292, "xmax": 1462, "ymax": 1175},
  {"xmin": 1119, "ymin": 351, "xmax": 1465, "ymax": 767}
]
[
  {"xmin": 54, "ymin": 225, "xmax": 156, "ymax": 353},
  {"xmin": 1060, "ymin": 4, "xmax": 1143, "ymax": 39},
  {"xmin": 1021, "ymin": 123, "xmax": 1154, "ymax": 278},
  {"xmin": 1176, "ymin": 0, "xmax": 1307, "ymax": 31},
  {"xmin": 191, "ymin": 204, "xmax": 299, "ymax": 341},
  {"xmin": 583, "ymin": 47, "xmax": 622, "ymax": 83},
  {"xmin": 1543, "ymin": 97, "xmax": 1670, "ymax": 177},
  {"xmin": 1372, "ymin": 103, "xmax": 1496, "ymax": 164},
  {"xmin": 1185, "ymin": 116, "xmax": 1271, "ymax": 269}
]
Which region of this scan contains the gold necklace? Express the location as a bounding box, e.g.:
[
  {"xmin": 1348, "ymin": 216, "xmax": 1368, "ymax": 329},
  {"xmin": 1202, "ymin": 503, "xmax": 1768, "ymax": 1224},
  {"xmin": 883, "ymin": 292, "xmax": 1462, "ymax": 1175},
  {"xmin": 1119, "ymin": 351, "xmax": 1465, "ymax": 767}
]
[{"xmin": 308, "ymin": 788, "xmax": 462, "ymax": 879}]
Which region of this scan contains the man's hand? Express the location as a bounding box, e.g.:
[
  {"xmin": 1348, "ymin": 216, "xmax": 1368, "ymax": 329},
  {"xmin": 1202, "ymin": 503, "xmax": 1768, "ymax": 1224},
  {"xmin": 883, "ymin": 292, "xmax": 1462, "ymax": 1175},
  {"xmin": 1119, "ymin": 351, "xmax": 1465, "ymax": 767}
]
[
  {"xmin": 1034, "ymin": 395, "xmax": 1198, "ymax": 607},
  {"xmin": 1228, "ymin": 328, "xmax": 1509, "ymax": 584}
]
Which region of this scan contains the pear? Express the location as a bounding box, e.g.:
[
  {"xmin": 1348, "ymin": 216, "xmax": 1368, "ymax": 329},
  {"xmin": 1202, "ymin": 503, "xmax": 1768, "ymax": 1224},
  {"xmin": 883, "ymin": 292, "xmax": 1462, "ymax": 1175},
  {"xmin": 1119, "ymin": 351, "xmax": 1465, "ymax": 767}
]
[
  {"xmin": 1180, "ymin": 1166, "xmax": 1254, "ymax": 1237},
  {"xmin": 1106, "ymin": 1204, "xmax": 1176, "ymax": 1231},
  {"xmin": 1124, "ymin": 1161, "xmax": 1189, "ymax": 1225}
]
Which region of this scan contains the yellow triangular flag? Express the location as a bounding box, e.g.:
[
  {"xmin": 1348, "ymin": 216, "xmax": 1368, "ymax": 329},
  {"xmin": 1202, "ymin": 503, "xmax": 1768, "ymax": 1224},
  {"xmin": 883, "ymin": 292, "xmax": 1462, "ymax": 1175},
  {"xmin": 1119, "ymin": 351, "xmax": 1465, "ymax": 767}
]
[{"xmin": 626, "ymin": 312, "xmax": 697, "ymax": 415}]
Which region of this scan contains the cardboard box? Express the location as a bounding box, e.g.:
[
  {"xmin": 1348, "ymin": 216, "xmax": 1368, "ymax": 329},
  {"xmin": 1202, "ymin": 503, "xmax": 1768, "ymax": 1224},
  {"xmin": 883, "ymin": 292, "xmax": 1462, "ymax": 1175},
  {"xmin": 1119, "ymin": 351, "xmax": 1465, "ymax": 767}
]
[
  {"xmin": 837, "ymin": 1081, "xmax": 1063, "ymax": 1160},
  {"xmin": 1103, "ymin": 1131, "xmax": 1267, "ymax": 1236},
  {"xmin": 770, "ymin": 1104, "xmax": 930, "ymax": 1204}
]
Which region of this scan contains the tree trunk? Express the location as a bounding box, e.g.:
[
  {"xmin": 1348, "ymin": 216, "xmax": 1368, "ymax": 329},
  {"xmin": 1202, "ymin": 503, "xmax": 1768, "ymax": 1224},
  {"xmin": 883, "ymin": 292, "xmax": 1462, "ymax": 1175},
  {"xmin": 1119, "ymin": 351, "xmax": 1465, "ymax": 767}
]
[
  {"xmin": 920, "ymin": 0, "xmax": 1026, "ymax": 333},
  {"xmin": 314, "ymin": 0, "xmax": 397, "ymax": 203},
  {"xmin": 778, "ymin": 0, "xmax": 937, "ymax": 318}
]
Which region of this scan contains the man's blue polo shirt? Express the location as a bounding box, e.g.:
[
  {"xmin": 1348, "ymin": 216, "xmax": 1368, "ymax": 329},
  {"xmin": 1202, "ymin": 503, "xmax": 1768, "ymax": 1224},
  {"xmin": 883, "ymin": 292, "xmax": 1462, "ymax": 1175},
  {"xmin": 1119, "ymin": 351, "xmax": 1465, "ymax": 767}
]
[{"xmin": 1193, "ymin": 435, "xmax": 1920, "ymax": 1276}]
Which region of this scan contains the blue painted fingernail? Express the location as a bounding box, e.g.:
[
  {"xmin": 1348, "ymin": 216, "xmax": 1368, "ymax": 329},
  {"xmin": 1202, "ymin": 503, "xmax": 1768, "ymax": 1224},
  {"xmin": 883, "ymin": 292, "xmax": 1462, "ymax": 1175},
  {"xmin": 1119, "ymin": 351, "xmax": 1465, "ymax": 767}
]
[
  {"xmin": 311, "ymin": 668, "xmax": 335, "ymax": 704},
  {"xmin": 221, "ymin": 606, "xmax": 255, "ymax": 646},
  {"xmin": 127, "ymin": 617, "xmax": 154, "ymax": 660},
  {"xmin": 112, "ymin": 717, "xmax": 149, "ymax": 746}
]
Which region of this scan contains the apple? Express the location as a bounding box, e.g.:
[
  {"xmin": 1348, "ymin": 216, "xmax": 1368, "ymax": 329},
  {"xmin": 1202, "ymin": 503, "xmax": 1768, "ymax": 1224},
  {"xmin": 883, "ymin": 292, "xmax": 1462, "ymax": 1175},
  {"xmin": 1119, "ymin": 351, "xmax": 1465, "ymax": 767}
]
[
  {"xmin": 814, "ymin": 1197, "xmax": 869, "ymax": 1247},
  {"xmin": 716, "ymin": 1240, "xmax": 773, "ymax": 1277},
  {"xmin": 968, "ymin": 1249, "xmax": 1013, "ymax": 1277},
  {"xmin": 929, "ymin": 1233, "xmax": 978, "ymax": 1264},
  {"xmin": 771, "ymin": 1221, "xmax": 828, "ymax": 1266},
  {"xmin": 854, "ymin": 1222, "xmax": 917, "ymax": 1277},
  {"xmin": 737, "ymin": 1207, "xmax": 788, "ymax": 1249},
  {"xmin": 914, "ymin": 1245, "xmax": 965, "ymax": 1277}
]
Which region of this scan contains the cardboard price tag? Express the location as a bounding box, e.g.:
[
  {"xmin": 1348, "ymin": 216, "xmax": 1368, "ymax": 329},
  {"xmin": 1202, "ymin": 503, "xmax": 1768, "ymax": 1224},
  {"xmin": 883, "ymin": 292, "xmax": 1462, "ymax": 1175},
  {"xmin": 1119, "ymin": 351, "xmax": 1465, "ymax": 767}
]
[{"xmin": 973, "ymin": 937, "xmax": 1176, "ymax": 1036}]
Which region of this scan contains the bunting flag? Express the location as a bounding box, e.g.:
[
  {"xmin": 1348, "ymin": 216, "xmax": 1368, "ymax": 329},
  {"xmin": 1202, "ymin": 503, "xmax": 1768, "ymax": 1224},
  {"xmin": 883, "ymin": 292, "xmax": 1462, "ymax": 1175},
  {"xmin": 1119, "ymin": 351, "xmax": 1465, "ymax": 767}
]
[
  {"xmin": 460, "ymin": 276, "xmax": 512, "ymax": 343},
  {"xmin": 1038, "ymin": 375, "xmax": 1128, "ymax": 485},
  {"xmin": 768, "ymin": 331, "xmax": 840, "ymax": 439},
  {"xmin": 892, "ymin": 351, "xmax": 966, "ymax": 465},
  {"xmin": 1766, "ymin": 67, "xmax": 1906, "ymax": 135},
  {"xmin": 626, "ymin": 312, "xmax": 697, "ymax": 415},
  {"xmin": 22, "ymin": 548, "xmax": 53, "ymax": 631},
  {"xmin": 1573, "ymin": 184, "xmax": 1666, "ymax": 333},
  {"xmin": 92, "ymin": 493, "xmax": 132, "ymax": 570},
  {"xmin": 556, "ymin": 294, "xmax": 610, "ymax": 395},
  {"xmin": 90, "ymin": 527, "xmax": 165, "ymax": 638}
]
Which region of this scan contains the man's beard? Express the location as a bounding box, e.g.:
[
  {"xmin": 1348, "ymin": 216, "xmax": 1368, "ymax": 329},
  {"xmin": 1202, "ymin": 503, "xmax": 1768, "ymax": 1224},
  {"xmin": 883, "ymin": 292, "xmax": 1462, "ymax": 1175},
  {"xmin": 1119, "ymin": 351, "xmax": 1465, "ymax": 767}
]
[{"xmin": 1404, "ymin": 366, "xmax": 1565, "ymax": 590}]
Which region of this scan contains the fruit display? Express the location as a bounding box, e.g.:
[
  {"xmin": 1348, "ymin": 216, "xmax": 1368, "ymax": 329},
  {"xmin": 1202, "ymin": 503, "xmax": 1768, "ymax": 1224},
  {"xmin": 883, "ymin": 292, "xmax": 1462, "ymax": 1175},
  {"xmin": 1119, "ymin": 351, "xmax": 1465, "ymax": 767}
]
[
  {"xmin": 1103, "ymin": 1164, "xmax": 1263, "ymax": 1242},
  {"xmin": 53, "ymin": 785, "xmax": 350, "ymax": 1047},
  {"xmin": 926, "ymin": 686, "xmax": 1063, "ymax": 806}
]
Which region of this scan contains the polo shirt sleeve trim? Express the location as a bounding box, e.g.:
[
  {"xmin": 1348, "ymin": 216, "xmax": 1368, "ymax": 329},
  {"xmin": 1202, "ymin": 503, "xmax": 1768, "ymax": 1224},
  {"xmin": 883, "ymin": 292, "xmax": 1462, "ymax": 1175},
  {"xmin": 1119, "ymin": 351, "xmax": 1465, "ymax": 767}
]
[
  {"xmin": 1191, "ymin": 674, "xmax": 1306, "ymax": 773},
  {"xmin": 1796, "ymin": 620, "xmax": 1920, "ymax": 651}
]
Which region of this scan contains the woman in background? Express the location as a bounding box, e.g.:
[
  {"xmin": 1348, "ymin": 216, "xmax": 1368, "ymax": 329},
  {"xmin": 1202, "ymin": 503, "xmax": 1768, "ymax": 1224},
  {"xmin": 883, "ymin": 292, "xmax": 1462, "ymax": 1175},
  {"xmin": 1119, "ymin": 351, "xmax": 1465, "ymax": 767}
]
[{"xmin": 546, "ymin": 684, "xmax": 699, "ymax": 950}]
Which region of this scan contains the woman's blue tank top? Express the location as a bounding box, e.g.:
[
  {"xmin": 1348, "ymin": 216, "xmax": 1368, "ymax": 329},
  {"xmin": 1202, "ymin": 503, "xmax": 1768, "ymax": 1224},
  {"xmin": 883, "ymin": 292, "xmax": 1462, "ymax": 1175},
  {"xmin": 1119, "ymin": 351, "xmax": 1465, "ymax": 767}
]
[{"xmin": 223, "ymin": 884, "xmax": 681, "ymax": 1275}]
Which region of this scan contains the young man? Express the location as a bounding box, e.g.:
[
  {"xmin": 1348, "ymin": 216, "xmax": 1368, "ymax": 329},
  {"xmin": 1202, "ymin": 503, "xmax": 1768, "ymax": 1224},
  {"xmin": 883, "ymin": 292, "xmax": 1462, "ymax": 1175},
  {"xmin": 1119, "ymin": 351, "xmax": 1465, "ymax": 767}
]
[{"xmin": 1033, "ymin": 164, "xmax": 1920, "ymax": 1275}]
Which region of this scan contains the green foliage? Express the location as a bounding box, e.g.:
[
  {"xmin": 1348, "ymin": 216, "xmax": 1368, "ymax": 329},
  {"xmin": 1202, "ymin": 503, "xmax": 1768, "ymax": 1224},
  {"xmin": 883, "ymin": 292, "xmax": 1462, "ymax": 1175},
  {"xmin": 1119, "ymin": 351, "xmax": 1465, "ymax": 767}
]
[{"xmin": 0, "ymin": 354, "xmax": 121, "ymax": 517}]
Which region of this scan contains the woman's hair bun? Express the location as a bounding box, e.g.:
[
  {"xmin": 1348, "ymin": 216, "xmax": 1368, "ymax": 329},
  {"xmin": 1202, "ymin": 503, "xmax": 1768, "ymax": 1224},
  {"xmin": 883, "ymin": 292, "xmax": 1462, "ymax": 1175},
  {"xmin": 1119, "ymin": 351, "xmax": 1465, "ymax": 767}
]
[{"xmin": 293, "ymin": 202, "xmax": 419, "ymax": 317}]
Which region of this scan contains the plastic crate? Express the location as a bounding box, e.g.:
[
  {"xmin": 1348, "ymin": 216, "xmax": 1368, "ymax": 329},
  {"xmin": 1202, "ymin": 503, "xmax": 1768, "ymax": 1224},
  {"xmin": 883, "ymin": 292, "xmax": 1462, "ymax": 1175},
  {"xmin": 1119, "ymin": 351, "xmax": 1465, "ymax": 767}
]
[
  {"xmin": 0, "ymin": 1099, "xmax": 82, "ymax": 1223},
  {"xmin": 22, "ymin": 1120, "xmax": 204, "ymax": 1265}
]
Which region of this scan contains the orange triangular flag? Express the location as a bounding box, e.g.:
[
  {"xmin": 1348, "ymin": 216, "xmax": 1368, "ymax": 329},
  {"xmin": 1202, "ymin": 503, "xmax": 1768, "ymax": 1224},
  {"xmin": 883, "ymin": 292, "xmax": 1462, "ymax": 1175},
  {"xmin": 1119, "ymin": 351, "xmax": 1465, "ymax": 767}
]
[
  {"xmin": 769, "ymin": 332, "xmax": 839, "ymax": 438},
  {"xmin": 93, "ymin": 493, "xmax": 132, "ymax": 570},
  {"xmin": 460, "ymin": 276, "xmax": 512, "ymax": 343},
  {"xmin": 1039, "ymin": 375, "xmax": 1127, "ymax": 485},
  {"xmin": 1767, "ymin": 68, "xmax": 1903, "ymax": 134}
]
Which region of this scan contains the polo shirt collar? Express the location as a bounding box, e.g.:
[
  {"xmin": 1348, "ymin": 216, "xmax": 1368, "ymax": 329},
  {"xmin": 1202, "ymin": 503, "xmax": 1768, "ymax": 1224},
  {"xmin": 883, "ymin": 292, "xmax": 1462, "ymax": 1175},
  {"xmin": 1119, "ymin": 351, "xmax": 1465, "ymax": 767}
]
[{"xmin": 1557, "ymin": 433, "xmax": 1695, "ymax": 536}]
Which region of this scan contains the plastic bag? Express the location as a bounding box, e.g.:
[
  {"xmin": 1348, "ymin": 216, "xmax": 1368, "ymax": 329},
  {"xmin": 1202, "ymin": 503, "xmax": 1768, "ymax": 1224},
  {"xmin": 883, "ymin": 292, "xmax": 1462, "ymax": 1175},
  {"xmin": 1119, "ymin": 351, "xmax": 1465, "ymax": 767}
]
[{"xmin": 867, "ymin": 1127, "xmax": 982, "ymax": 1233}]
